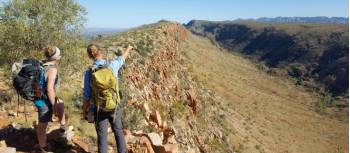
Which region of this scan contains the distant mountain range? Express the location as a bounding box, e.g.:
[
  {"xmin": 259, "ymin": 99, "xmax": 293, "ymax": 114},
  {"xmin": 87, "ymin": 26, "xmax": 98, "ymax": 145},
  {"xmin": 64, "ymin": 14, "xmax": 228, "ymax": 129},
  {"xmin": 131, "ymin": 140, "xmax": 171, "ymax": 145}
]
[
  {"xmin": 82, "ymin": 27, "xmax": 127, "ymax": 38},
  {"xmin": 241, "ymin": 17, "xmax": 348, "ymax": 24}
]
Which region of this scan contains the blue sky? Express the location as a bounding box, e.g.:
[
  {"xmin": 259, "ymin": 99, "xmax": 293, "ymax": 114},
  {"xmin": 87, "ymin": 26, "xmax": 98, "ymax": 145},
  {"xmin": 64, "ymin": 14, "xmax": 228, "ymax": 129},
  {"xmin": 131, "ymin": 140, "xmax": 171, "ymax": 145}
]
[{"xmin": 77, "ymin": 0, "xmax": 349, "ymax": 28}]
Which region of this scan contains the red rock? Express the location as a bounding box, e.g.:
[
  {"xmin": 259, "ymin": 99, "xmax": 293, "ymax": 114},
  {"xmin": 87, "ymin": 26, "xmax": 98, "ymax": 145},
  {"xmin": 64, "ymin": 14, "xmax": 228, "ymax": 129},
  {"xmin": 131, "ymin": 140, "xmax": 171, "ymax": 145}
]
[
  {"xmin": 163, "ymin": 127, "xmax": 175, "ymax": 144},
  {"xmin": 150, "ymin": 110, "xmax": 162, "ymax": 128},
  {"xmin": 139, "ymin": 136, "xmax": 155, "ymax": 153},
  {"xmin": 154, "ymin": 144, "xmax": 178, "ymax": 153},
  {"xmin": 72, "ymin": 138, "xmax": 94, "ymax": 153},
  {"xmin": 185, "ymin": 90, "xmax": 197, "ymax": 116}
]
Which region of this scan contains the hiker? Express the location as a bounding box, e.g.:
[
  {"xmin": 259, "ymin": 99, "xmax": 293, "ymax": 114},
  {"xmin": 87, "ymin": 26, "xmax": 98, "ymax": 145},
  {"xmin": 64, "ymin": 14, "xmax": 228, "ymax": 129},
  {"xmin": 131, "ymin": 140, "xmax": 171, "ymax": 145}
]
[
  {"xmin": 82, "ymin": 43, "xmax": 133, "ymax": 153},
  {"xmin": 35, "ymin": 45, "xmax": 66, "ymax": 152}
]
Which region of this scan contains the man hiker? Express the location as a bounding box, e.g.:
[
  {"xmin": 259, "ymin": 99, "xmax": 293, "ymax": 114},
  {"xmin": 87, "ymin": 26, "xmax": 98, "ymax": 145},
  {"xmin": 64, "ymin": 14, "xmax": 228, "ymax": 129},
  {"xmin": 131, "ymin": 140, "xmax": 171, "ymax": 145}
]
[{"xmin": 82, "ymin": 43, "xmax": 133, "ymax": 153}]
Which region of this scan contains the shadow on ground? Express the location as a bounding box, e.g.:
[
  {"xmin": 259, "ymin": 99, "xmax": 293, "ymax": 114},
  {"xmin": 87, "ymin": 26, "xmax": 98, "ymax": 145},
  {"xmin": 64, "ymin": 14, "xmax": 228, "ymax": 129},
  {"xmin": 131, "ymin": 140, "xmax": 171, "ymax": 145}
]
[{"xmin": 0, "ymin": 124, "xmax": 84, "ymax": 153}]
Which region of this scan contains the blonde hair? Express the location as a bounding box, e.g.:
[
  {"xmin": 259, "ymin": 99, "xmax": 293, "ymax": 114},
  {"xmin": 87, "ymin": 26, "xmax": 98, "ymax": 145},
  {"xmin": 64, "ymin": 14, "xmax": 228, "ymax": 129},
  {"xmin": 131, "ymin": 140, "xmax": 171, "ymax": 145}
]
[{"xmin": 87, "ymin": 43, "xmax": 101, "ymax": 59}]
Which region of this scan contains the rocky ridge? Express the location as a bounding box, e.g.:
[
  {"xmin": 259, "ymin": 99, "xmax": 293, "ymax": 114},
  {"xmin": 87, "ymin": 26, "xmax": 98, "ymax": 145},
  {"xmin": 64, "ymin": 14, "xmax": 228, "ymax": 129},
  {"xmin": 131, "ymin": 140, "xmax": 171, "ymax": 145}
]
[{"xmin": 98, "ymin": 21, "xmax": 229, "ymax": 152}]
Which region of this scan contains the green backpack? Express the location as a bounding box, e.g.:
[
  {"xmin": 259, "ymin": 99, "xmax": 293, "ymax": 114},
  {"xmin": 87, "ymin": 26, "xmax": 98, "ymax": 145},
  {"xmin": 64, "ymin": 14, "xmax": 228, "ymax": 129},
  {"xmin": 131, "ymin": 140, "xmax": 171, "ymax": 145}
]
[{"xmin": 90, "ymin": 66, "xmax": 120, "ymax": 112}]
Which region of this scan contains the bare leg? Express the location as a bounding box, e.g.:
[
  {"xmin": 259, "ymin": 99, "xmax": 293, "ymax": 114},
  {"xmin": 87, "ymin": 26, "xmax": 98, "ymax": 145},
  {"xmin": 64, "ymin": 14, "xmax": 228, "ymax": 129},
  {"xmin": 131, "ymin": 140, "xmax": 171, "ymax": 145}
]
[{"xmin": 37, "ymin": 122, "xmax": 48, "ymax": 147}]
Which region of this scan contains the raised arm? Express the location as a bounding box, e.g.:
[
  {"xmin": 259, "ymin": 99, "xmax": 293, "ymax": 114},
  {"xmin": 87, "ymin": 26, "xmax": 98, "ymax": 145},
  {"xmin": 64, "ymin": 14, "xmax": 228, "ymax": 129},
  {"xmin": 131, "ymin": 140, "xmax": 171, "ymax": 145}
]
[
  {"xmin": 122, "ymin": 45, "xmax": 134, "ymax": 60},
  {"xmin": 110, "ymin": 45, "xmax": 133, "ymax": 74}
]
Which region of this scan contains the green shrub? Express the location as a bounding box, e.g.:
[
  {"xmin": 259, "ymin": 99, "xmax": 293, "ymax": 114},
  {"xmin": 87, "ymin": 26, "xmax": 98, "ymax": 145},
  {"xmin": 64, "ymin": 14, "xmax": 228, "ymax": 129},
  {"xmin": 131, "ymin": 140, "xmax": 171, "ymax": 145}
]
[{"xmin": 0, "ymin": 0, "xmax": 86, "ymax": 64}]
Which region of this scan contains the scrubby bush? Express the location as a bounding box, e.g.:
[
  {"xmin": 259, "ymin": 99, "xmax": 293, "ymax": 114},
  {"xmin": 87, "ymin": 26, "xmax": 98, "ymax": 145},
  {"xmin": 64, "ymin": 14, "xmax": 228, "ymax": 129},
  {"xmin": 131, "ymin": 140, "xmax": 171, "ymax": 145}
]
[{"xmin": 0, "ymin": 0, "xmax": 87, "ymax": 64}]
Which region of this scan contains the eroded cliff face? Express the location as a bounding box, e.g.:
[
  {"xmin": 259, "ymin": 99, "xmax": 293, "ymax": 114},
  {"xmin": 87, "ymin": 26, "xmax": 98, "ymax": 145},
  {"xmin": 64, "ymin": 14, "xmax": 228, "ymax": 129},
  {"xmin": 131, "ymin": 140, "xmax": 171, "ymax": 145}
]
[{"xmin": 97, "ymin": 22, "xmax": 221, "ymax": 153}]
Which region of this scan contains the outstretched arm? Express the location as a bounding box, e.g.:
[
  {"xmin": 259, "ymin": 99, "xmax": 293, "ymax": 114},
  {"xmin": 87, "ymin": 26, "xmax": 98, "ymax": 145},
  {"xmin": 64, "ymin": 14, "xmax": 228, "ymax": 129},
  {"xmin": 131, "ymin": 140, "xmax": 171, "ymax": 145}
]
[
  {"xmin": 122, "ymin": 45, "xmax": 134, "ymax": 60},
  {"xmin": 110, "ymin": 45, "xmax": 133, "ymax": 74}
]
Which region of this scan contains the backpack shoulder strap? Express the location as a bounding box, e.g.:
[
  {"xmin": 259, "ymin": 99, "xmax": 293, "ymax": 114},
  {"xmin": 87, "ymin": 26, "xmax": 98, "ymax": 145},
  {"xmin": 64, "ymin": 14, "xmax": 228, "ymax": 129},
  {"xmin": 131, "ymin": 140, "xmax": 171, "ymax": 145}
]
[
  {"xmin": 43, "ymin": 63, "xmax": 55, "ymax": 72},
  {"xmin": 42, "ymin": 63, "xmax": 59, "ymax": 85},
  {"xmin": 42, "ymin": 64, "xmax": 55, "ymax": 78},
  {"xmin": 90, "ymin": 64, "xmax": 109, "ymax": 73},
  {"xmin": 90, "ymin": 65, "xmax": 97, "ymax": 73}
]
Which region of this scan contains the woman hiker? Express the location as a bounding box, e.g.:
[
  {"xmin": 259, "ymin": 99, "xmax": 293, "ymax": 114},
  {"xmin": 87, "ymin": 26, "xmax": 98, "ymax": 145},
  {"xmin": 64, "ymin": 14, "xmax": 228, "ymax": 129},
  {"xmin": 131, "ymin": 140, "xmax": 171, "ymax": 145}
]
[{"xmin": 34, "ymin": 45, "xmax": 66, "ymax": 152}]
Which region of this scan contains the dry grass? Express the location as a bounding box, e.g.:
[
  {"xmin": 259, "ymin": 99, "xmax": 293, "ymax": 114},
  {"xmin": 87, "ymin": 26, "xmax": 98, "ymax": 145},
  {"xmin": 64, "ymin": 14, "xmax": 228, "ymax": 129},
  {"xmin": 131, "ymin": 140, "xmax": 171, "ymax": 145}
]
[{"xmin": 182, "ymin": 34, "xmax": 349, "ymax": 153}]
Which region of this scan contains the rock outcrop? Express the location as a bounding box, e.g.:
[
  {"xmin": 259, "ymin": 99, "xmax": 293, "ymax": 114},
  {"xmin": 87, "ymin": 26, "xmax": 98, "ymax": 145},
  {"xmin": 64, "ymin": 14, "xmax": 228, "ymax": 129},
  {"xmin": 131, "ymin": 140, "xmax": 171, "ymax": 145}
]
[{"xmin": 97, "ymin": 22, "xmax": 208, "ymax": 152}]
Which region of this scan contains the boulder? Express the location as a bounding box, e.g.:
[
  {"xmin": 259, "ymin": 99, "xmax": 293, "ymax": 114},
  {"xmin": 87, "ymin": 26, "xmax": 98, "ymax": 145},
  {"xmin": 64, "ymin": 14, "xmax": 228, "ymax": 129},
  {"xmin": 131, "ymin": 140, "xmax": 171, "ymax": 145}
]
[
  {"xmin": 0, "ymin": 147, "xmax": 16, "ymax": 153},
  {"xmin": 0, "ymin": 140, "xmax": 7, "ymax": 147},
  {"xmin": 147, "ymin": 133, "xmax": 162, "ymax": 146}
]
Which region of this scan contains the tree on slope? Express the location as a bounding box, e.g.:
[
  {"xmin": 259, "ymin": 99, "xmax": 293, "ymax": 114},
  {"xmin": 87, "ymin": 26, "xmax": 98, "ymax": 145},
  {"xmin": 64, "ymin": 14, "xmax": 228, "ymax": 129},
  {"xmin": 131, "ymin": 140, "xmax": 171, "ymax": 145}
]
[{"xmin": 0, "ymin": 0, "xmax": 86, "ymax": 63}]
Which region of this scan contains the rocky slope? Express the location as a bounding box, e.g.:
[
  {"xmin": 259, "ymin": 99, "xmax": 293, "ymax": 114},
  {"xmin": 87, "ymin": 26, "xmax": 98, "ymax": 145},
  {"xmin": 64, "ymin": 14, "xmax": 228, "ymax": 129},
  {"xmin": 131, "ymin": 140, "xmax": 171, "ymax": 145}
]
[
  {"xmin": 0, "ymin": 21, "xmax": 348, "ymax": 153},
  {"xmin": 96, "ymin": 21, "xmax": 211, "ymax": 152},
  {"xmin": 185, "ymin": 20, "xmax": 349, "ymax": 98},
  {"xmin": 97, "ymin": 21, "xmax": 348, "ymax": 153}
]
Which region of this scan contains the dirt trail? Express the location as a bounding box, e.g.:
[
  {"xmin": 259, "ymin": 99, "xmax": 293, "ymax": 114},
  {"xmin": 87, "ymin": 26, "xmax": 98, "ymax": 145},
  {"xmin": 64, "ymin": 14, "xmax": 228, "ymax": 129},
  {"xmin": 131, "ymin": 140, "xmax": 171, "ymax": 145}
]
[{"xmin": 185, "ymin": 35, "xmax": 348, "ymax": 153}]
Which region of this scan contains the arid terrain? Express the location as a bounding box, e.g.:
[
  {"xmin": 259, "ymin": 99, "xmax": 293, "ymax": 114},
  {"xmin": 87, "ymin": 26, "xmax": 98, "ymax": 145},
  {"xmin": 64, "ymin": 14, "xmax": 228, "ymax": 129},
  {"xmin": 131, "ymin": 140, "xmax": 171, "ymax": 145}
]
[{"xmin": 0, "ymin": 21, "xmax": 348, "ymax": 153}]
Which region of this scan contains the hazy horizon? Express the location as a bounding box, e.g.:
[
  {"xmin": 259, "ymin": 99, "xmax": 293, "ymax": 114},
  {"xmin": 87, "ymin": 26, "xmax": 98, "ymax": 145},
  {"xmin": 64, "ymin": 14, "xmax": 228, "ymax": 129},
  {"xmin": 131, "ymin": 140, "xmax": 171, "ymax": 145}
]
[
  {"xmin": 84, "ymin": 16, "xmax": 349, "ymax": 29},
  {"xmin": 77, "ymin": 0, "xmax": 349, "ymax": 28}
]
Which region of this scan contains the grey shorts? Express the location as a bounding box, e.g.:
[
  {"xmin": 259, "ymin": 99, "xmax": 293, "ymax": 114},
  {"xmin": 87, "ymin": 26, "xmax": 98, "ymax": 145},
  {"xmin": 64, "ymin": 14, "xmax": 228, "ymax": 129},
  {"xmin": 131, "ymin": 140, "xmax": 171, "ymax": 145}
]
[{"xmin": 34, "ymin": 99, "xmax": 53, "ymax": 123}]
